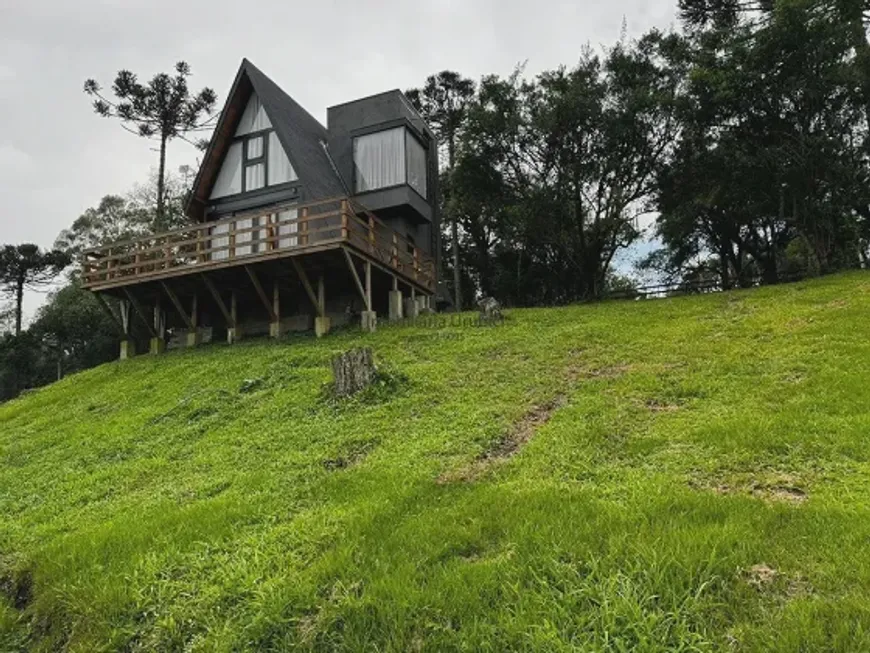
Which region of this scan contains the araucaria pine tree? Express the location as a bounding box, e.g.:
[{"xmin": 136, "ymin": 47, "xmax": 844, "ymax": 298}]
[{"xmin": 84, "ymin": 62, "xmax": 217, "ymax": 230}]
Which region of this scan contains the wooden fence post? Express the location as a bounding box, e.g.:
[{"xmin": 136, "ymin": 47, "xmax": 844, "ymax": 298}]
[{"xmin": 300, "ymin": 207, "xmax": 309, "ymax": 246}]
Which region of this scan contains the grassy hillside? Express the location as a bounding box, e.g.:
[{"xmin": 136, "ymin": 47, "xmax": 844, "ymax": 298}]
[{"xmin": 2, "ymin": 273, "xmax": 870, "ymax": 651}]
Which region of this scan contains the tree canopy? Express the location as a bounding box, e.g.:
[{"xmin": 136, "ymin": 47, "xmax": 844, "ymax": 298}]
[
  {"xmin": 84, "ymin": 61, "xmax": 216, "ymax": 230},
  {"xmin": 422, "ymin": 0, "xmax": 870, "ymax": 302},
  {"xmin": 0, "ymin": 245, "xmax": 70, "ymax": 337}
]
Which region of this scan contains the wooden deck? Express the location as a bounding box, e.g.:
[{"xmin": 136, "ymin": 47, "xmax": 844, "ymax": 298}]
[{"xmin": 81, "ymin": 197, "xmax": 437, "ymax": 294}]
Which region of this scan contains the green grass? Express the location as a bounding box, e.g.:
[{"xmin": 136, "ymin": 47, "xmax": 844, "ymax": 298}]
[{"xmin": 2, "ymin": 272, "xmax": 870, "ymax": 651}]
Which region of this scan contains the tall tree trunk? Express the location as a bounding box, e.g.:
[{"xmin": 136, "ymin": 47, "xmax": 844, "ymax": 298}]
[
  {"xmin": 157, "ymin": 133, "xmax": 168, "ymax": 229},
  {"xmin": 718, "ymin": 242, "xmax": 731, "ymax": 289},
  {"xmin": 451, "ymin": 220, "xmax": 461, "ymax": 308},
  {"xmin": 14, "ymin": 276, "xmax": 24, "ymax": 337},
  {"xmin": 447, "ymin": 136, "xmax": 461, "ymax": 311}
]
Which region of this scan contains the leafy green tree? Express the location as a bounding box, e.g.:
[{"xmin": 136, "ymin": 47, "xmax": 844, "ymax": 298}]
[
  {"xmin": 654, "ymin": 0, "xmax": 868, "ymax": 285},
  {"xmin": 128, "ymin": 167, "xmax": 195, "ymax": 232},
  {"xmin": 679, "ymin": 0, "xmax": 870, "ymax": 142},
  {"xmin": 54, "ymin": 195, "xmax": 150, "ymax": 257},
  {"xmin": 0, "ymin": 302, "xmax": 13, "ymax": 335},
  {"xmin": 0, "ymin": 245, "xmax": 70, "ymax": 337},
  {"xmin": 406, "ymin": 72, "xmax": 476, "ymax": 310},
  {"xmin": 0, "ymin": 333, "xmax": 40, "ymax": 401},
  {"xmin": 454, "ymin": 34, "xmax": 685, "ymax": 302},
  {"xmin": 84, "ymin": 61, "xmax": 216, "ymax": 229},
  {"xmin": 30, "ymin": 281, "xmax": 119, "ymax": 380},
  {"xmin": 55, "ymin": 169, "xmax": 195, "ymax": 257}
]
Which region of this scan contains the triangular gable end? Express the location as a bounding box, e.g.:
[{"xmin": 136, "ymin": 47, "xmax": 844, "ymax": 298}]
[
  {"xmin": 209, "ymin": 91, "xmax": 298, "ymax": 200},
  {"xmin": 187, "ymin": 59, "xmax": 345, "ymax": 220}
]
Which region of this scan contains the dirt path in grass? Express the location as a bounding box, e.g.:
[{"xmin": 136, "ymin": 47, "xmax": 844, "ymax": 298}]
[
  {"xmin": 482, "ymin": 394, "xmax": 570, "ymax": 461},
  {"xmin": 438, "ymin": 395, "xmax": 569, "ymax": 484},
  {"xmin": 438, "ymin": 357, "xmax": 622, "ymax": 484}
]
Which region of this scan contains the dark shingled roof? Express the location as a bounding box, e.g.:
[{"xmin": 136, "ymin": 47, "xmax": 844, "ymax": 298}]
[{"xmin": 186, "ymin": 59, "xmax": 347, "ymax": 220}]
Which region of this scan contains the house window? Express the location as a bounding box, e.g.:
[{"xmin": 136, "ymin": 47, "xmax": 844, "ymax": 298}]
[
  {"xmin": 354, "ymin": 127, "xmax": 406, "ymax": 192},
  {"xmin": 353, "ymin": 127, "xmax": 430, "ymax": 197},
  {"xmin": 406, "ymin": 133, "xmax": 428, "ymax": 198},
  {"xmin": 268, "ymin": 132, "xmax": 297, "ymax": 185},
  {"xmin": 236, "ymin": 95, "xmax": 272, "ymax": 136},
  {"xmin": 210, "ymin": 142, "xmax": 243, "ymax": 198},
  {"xmin": 247, "ymin": 136, "xmax": 264, "ymax": 159},
  {"xmin": 209, "ymin": 93, "xmax": 298, "ymax": 200},
  {"xmin": 244, "ymin": 134, "xmax": 266, "ymax": 191}
]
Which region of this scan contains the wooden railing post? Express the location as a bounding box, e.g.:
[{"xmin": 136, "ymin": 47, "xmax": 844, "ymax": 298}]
[
  {"xmin": 368, "ymin": 215, "xmax": 375, "ymax": 254},
  {"xmin": 300, "ymin": 207, "xmax": 309, "ymax": 246},
  {"xmin": 413, "ymin": 247, "xmax": 420, "ymax": 282},
  {"xmin": 196, "ymin": 226, "xmax": 205, "ymax": 263},
  {"xmin": 267, "ymin": 214, "xmax": 275, "ymax": 251},
  {"xmin": 391, "ymin": 233, "xmax": 399, "ymax": 269},
  {"xmin": 229, "ymin": 221, "xmax": 236, "ymax": 259},
  {"xmin": 341, "ymin": 200, "xmax": 349, "ymax": 241},
  {"xmin": 272, "ymin": 213, "xmax": 280, "ymax": 250}
]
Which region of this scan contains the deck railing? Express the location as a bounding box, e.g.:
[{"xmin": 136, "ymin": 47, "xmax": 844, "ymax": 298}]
[{"xmin": 81, "ymin": 197, "xmax": 436, "ymax": 291}]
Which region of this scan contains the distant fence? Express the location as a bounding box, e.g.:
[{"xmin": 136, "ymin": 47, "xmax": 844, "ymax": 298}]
[{"xmin": 605, "ymin": 267, "xmax": 866, "ymax": 301}]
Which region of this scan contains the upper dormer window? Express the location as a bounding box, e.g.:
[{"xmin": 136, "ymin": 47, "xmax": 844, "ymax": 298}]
[
  {"xmin": 353, "ymin": 127, "xmax": 428, "ymax": 198},
  {"xmin": 210, "ymin": 93, "xmax": 298, "ymax": 200}
]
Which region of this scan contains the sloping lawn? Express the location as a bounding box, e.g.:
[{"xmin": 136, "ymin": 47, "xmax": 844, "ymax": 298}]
[{"xmin": 2, "ymin": 272, "xmax": 870, "ymax": 651}]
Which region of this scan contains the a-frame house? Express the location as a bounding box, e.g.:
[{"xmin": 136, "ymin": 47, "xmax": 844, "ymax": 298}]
[{"xmin": 82, "ymin": 59, "xmax": 440, "ymax": 356}]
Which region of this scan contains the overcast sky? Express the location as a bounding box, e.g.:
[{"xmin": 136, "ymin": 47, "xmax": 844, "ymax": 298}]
[{"xmin": 0, "ymin": 0, "xmax": 677, "ymax": 322}]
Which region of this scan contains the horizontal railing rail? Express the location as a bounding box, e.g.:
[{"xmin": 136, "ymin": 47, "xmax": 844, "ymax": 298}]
[{"xmin": 80, "ymin": 197, "xmax": 437, "ymax": 291}]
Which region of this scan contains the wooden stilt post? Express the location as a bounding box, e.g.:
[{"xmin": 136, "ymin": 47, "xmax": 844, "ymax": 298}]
[
  {"xmin": 405, "ymin": 286, "xmax": 419, "ymax": 319},
  {"xmin": 315, "ymin": 275, "xmax": 330, "ymax": 337},
  {"xmin": 389, "ymin": 275, "xmax": 403, "ymax": 321},
  {"xmin": 119, "ymin": 299, "xmax": 135, "ymax": 359},
  {"xmin": 187, "ymin": 294, "xmax": 200, "ymax": 347},
  {"xmin": 361, "ymin": 260, "xmax": 376, "ymax": 332},
  {"xmin": 365, "ymin": 261, "xmax": 372, "ymax": 309},
  {"xmin": 270, "ymin": 282, "xmax": 282, "ymax": 338},
  {"xmin": 343, "ymin": 248, "xmax": 368, "ymax": 310},
  {"xmin": 201, "ymin": 274, "xmax": 234, "ymax": 342},
  {"xmin": 150, "ymin": 299, "xmax": 166, "ymax": 355},
  {"xmin": 228, "ymin": 290, "xmax": 241, "ymax": 344},
  {"xmin": 318, "ymin": 275, "xmax": 325, "ymax": 315},
  {"xmin": 123, "ymin": 288, "xmax": 157, "ymax": 339}
]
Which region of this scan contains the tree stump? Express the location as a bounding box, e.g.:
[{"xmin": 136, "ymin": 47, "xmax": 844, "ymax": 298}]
[
  {"xmin": 478, "ymin": 297, "xmax": 503, "ymax": 322},
  {"xmin": 331, "ymin": 347, "xmax": 376, "ymax": 397}
]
